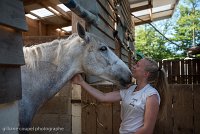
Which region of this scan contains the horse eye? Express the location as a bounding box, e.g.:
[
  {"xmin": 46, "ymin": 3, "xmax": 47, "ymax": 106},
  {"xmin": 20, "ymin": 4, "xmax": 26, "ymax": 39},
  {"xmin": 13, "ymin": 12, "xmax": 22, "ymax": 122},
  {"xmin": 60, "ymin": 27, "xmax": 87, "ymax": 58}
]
[{"xmin": 99, "ymin": 46, "xmax": 107, "ymax": 51}]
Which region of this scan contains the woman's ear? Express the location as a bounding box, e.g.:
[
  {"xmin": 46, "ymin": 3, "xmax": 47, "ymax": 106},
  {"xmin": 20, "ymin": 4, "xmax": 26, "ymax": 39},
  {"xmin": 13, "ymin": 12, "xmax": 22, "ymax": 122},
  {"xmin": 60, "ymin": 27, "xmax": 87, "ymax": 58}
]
[{"xmin": 144, "ymin": 71, "xmax": 150, "ymax": 78}]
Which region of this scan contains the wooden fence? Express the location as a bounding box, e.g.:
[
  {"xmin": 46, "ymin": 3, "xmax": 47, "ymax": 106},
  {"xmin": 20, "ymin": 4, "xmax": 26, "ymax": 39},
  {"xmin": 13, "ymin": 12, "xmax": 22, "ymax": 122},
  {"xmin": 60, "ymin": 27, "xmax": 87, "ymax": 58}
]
[
  {"xmin": 81, "ymin": 84, "xmax": 200, "ymax": 134},
  {"xmin": 158, "ymin": 59, "xmax": 200, "ymax": 84},
  {"xmin": 155, "ymin": 59, "xmax": 200, "ymax": 134},
  {"xmin": 155, "ymin": 84, "xmax": 200, "ymax": 134}
]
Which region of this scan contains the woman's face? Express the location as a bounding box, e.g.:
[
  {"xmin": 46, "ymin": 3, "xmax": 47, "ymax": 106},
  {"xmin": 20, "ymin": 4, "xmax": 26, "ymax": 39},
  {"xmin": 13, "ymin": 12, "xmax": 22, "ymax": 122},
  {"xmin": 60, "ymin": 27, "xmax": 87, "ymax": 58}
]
[{"xmin": 131, "ymin": 59, "xmax": 148, "ymax": 79}]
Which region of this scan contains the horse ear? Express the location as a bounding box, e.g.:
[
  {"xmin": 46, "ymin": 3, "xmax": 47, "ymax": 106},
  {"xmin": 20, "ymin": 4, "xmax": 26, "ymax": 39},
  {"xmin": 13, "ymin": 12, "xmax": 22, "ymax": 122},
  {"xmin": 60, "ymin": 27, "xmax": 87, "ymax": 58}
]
[
  {"xmin": 77, "ymin": 22, "xmax": 85, "ymax": 38},
  {"xmin": 77, "ymin": 22, "xmax": 89, "ymax": 43}
]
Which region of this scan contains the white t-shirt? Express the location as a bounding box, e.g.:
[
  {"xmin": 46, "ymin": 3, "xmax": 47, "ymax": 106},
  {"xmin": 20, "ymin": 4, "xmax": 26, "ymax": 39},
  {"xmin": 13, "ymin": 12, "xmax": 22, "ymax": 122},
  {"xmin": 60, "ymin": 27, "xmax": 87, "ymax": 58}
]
[{"xmin": 119, "ymin": 84, "xmax": 160, "ymax": 134}]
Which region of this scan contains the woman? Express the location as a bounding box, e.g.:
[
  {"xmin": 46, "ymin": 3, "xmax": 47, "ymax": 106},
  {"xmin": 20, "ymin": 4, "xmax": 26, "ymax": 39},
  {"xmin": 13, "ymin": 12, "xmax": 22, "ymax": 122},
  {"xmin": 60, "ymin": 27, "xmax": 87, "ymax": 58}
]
[{"xmin": 71, "ymin": 58, "xmax": 168, "ymax": 134}]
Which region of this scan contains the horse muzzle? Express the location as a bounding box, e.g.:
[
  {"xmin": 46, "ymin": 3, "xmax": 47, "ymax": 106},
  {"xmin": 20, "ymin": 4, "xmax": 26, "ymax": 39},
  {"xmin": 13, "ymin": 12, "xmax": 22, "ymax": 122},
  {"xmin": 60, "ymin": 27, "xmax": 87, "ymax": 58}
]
[{"xmin": 117, "ymin": 72, "xmax": 132, "ymax": 87}]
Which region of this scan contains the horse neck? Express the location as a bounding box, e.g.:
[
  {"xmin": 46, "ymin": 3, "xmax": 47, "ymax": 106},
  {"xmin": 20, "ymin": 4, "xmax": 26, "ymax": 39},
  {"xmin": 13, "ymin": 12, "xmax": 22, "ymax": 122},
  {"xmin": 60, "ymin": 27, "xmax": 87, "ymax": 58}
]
[
  {"xmin": 23, "ymin": 40, "xmax": 60, "ymax": 67},
  {"xmin": 23, "ymin": 38, "xmax": 84, "ymax": 100}
]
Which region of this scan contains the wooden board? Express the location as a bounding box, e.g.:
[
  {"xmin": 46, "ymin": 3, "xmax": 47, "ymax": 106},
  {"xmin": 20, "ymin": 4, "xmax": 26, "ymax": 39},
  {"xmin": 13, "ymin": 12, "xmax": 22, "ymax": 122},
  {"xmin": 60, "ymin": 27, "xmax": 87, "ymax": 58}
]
[
  {"xmin": 95, "ymin": 18, "xmax": 114, "ymax": 41},
  {"xmin": 88, "ymin": 25, "xmax": 115, "ymax": 49},
  {"xmin": 0, "ymin": 25, "xmax": 25, "ymax": 65},
  {"xmin": 180, "ymin": 60, "xmax": 185, "ymax": 84},
  {"xmin": 121, "ymin": 0, "xmax": 133, "ymax": 31},
  {"xmin": 117, "ymin": 22, "xmax": 125, "ymax": 44},
  {"xmin": 197, "ymin": 60, "xmax": 200, "ymax": 83},
  {"xmin": 114, "ymin": 39, "xmax": 121, "ymax": 57},
  {"xmin": 154, "ymin": 84, "xmax": 173, "ymax": 134},
  {"xmin": 97, "ymin": 87, "xmax": 113, "ymax": 134},
  {"xmin": 76, "ymin": 0, "xmax": 99, "ymax": 16},
  {"xmin": 172, "ymin": 60, "xmax": 180, "ymax": 83},
  {"xmin": 121, "ymin": 54, "xmax": 129, "ymax": 64},
  {"xmin": 172, "ymin": 84, "xmax": 194, "ymax": 134},
  {"xmin": 121, "ymin": 47, "xmax": 128, "ymax": 57},
  {"xmin": 188, "ymin": 59, "xmax": 192, "ymax": 84},
  {"xmin": 0, "ymin": 66, "xmax": 22, "ymax": 103},
  {"xmin": 0, "ymin": 0, "xmax": 28, "ymax": 31},
  {"xmin": 81, "ymin": 85, "xmax": 121, "ymax": 134},
  {"xmin": 194, "ymin": 84, "xmax": 200, "ymax": 134},
  {"xmin": 97, "ymin": 0, "xmax": 116, "ymax": 21},
  {"xmin": 81, "ymin": 88, "xmax": 97, "ymax": 134},
  {"xmin": 112, "ymin": 101, "xmax": 121, "ymax": 134},
  {"xmin": 112, "ymin": 86, "xmax": 121, "ymax": 134},
  {"xmin": 97, "ymin": 3, "xmax": 115, "ymax": 29}
]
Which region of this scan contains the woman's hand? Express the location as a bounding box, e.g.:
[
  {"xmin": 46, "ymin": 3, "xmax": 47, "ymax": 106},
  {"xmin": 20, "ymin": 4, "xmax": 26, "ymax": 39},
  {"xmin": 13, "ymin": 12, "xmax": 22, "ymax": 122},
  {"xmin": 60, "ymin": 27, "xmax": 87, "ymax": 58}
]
[{"xmin": 71, "ymin": 74, "xmax": 84, "ymax": 85}]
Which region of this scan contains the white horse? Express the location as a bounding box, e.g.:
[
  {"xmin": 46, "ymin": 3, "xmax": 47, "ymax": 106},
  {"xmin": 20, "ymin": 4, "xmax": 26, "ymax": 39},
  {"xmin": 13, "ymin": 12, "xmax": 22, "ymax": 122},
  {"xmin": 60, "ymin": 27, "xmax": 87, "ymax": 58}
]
[{"xmin": 19, "ymin": 23, "xmax": 132, "ymax": 133}]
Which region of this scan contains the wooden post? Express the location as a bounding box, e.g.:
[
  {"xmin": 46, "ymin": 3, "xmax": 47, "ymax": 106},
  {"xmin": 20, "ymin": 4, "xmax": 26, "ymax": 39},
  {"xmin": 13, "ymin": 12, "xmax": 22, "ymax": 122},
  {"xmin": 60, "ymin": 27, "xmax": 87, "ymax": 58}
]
[
  {"xmin": 0, "ymin": 0, "xmax": 27, "ymax": 104},
  {"xmin": 0, "ymin": 0, "xmax": 27, "ymax": 133},
  {"xmin": 71, "ymin": 12, "xmax": 86, "ymax": 134}
]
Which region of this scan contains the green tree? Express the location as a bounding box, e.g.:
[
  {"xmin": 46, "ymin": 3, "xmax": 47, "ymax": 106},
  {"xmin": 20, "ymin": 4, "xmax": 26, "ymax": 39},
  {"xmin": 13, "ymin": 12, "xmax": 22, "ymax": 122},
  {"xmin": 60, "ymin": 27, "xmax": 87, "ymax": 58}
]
[
  {"xmin": 135, "ymin": 23, "xmax": 175, "ymax": 60},
  {"xmin": 135, "ymin": 0, "xmax": 200, "ymax": 59},
  {"xmin": 171, "ymin": 0, "xmax": 200, "ymax": 56}
]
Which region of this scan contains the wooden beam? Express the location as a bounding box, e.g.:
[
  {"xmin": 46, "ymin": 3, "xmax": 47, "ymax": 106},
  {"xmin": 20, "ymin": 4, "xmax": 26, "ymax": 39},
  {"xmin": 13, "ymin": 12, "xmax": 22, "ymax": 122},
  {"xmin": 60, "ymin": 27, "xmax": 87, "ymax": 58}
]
[
  {"xmin": 28, "ymin": 12, "xmax": 52, "ymax": 25},
  {"xmin": 134, "ymin": 14, "xmax": 172, "ymax": 26},
  {"xmin": 23, "ymin": 0, "xmax": 46, "ymax": 6},
  {"xmin": 135, "ymin": 19, "xmax": 152, "ymax": 26},
  {"xmin": 38, "ymin": 2, "xmax": 71, "ymax": 25},
  {"xmin": 129, "ymin": 0, "xmax": 149, "ymax": 4},
  {"xmin": 40, "ymin": 1, "xmax": 72, "ymax": 21},
  {"xmin": 24, "ymin": 1, "xmax": 71, "ymax": 26},
  {"xmin": 130, "ymin": 4, "xmax": 153, "ymax": 12}
]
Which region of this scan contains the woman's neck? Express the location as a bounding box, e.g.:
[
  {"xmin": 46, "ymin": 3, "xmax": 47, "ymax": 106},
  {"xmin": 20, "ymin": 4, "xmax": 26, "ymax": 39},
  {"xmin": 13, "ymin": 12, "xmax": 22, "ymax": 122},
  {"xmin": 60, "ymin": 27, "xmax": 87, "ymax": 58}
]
[{"xmin": 135, "ymin": 80, "xmax": 148, "ymax": 91}]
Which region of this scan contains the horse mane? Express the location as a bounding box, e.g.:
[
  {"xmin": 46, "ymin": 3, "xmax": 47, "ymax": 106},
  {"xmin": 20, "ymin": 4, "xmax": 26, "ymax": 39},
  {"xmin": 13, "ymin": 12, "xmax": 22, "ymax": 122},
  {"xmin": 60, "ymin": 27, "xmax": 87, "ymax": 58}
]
[{"xmin": 23, "ymin": 33, "xmax": 79, "ymax": 69}]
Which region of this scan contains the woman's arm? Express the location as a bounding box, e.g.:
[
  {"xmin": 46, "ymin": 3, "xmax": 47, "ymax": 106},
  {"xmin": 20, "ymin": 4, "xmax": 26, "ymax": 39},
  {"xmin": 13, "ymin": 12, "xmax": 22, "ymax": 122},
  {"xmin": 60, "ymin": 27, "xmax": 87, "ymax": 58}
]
[
  {"xmin": 71, "ymin": 74, "xmax": 122, "ymax": 102},
  {"xmin": 135, "ymin": 94, "xmax": 159, "ymax": 134}
]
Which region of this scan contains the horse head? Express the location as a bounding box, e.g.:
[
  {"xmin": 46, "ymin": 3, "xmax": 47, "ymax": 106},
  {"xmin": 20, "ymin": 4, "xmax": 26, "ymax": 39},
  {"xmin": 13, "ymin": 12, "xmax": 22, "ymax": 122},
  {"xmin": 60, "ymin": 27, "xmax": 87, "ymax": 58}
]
[{"xmin": 76, "ymin": 23, "xmax": 132, "ymax": 87}]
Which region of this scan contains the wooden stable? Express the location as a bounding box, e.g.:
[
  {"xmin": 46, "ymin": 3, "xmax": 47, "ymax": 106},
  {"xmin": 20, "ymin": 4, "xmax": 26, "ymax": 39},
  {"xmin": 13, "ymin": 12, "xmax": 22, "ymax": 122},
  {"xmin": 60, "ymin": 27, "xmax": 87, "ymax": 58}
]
[
  {"xmin": 0, "ymin": 0, "xmax": 181, "ymax": 134},
  {"xmin": 22, "ymin": 0, "xmax": 134, "ymax": 134}
]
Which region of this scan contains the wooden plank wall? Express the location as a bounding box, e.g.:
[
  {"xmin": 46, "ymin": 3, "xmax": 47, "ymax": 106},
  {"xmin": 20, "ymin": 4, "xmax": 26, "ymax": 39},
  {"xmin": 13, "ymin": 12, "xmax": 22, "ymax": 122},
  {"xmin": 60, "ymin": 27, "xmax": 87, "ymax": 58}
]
[
  {"xmin": 23, "ymin": 17, "xmax": 70, "ymax": 37},
  {"xmin": 0, "ymin": 0, "xmax": 27, "ymax": 103},
  {"xmin": 0, "ymin": 0, "xmax": 28, "ymax": 31},
  {"xmin": 194, "ymin": 85, "xmax": 200, "ymax": 134},
  {"xmin": 82, "ymin": 85, "xmax": 120, "ymax": 134},
  {"xmin": 88, "ymin": 0, "xmax": 116, "ymax": 50},
  {"xmin": 86, "ymin": 0, "xmax": 134, "ymax": 66},
  {"xmin": 23, "ymin": 35, "xmax": 69, "ymax": 47},
  {"xmin": 154, "ymin": 84, "xmax": 200, "ymax": 134}
]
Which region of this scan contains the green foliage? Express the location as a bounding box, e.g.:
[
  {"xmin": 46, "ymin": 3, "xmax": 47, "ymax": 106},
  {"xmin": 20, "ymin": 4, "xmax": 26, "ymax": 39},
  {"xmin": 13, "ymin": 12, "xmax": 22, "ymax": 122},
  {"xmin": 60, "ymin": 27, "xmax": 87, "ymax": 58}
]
[
  {"xmin": 135, "ymin": 24, "xmax": 175, "ymax": 60},
  {"xmin": 134, "ymin": 0, "xmax": 200, "ymax": 60},
  {"xmin": 172, "ymin": 0, "xmax": 200, "ymax": 54}
]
